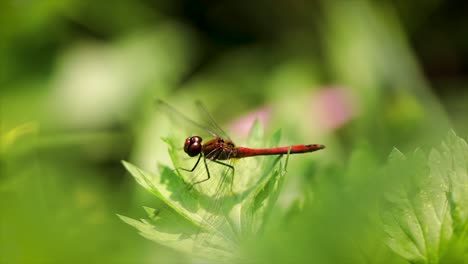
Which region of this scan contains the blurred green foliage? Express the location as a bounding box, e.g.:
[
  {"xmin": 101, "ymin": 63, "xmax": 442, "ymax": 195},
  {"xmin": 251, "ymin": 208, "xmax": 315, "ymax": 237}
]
[{"xmin": 1, "ymin": 0, "xmax": 467, "ymax": 263}]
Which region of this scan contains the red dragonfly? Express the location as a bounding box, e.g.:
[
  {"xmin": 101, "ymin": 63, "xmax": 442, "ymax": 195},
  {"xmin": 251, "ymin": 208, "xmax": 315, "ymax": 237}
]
[{"xmin": 156, "ymin": 100, "xmax": 325, "ymax": 187}]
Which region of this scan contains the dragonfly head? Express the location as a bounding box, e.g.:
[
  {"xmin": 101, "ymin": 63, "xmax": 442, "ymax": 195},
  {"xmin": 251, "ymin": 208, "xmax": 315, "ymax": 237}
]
[{"xmin": 184, "ymin": 136, "xmax": 202, "ymax": 157}]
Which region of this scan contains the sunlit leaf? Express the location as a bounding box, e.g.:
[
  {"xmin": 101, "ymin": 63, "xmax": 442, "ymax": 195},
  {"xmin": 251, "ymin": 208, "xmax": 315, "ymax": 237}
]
[
  {"xmin": 120, "ymin": 124, "xmax": 287, "ymax": 262},
  {"xmin": 381, "ymin": 132, "xmax": 468, "ymax": 263}
]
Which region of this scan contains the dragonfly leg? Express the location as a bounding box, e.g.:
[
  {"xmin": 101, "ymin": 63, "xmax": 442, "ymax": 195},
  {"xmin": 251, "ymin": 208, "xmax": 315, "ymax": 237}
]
[
  {"xmin": 212, "ymin": 160, "xmax": 235, "ymax": 193},
  {"xmin": 178, "ymin": 154, "xmax": 202, "ymax": 173},
  {"xmin": 189, "ymin": 154, "xmax": 211, "ymax": 188},
  {"xmin": 178, "ymin": 154, "xmax": 206, "ymax": 189}
]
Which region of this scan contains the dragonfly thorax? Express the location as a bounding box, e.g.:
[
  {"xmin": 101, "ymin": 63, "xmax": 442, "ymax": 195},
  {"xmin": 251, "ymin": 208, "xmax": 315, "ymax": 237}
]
[{"xmin": 184, "ymin": 136, "xmax": 202, "ymax": 157}]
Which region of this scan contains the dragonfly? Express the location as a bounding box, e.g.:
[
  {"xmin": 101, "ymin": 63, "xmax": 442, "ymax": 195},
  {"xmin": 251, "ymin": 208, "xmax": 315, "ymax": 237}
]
[
  {"xmin": 156, "ymin": 100, "xmax": 325, "ymax": 189},
  {"xmin": 154, "ymin": 100, "xmax": 326, "ymax": 259}
]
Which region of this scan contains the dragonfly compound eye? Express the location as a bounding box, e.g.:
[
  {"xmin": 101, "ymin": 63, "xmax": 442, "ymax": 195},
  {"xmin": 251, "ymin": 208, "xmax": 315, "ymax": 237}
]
[{"xmin": 184, "ymin": 136, "xmax": 202, "ymax": 157}]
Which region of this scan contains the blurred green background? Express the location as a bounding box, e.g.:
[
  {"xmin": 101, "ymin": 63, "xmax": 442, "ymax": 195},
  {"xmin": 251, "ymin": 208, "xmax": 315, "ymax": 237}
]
[{"xmin": 1, "ymin": 0, "xmax": 467, "ymax": 263}]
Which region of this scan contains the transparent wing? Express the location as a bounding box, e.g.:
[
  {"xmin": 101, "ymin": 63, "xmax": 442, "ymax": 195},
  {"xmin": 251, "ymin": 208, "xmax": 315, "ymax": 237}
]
[
  {"xmin": 155, "ymin": 100, "xmax": 230, "ymax": 139},
  {"xmin": 187, "ymin": 146, "xmax": 242, "ymax": 251},
  {"xmin": 194, "ymin": 100, "xmax": 232, "ymax": 141},
  {"xmin": 148, "ymin": 145, "xmax": 237, "ymax": 244},
  {"xmin": 192, "ymin": 158, "xmax": 239, "ymax": 254},
  {"xmin": 154, "ymin": 101, "xmax": 239, "ymax": 255}
]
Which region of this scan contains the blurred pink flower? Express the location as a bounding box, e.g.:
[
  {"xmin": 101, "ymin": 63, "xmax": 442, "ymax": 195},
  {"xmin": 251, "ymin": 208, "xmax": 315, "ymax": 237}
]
[
  {"xmin": 229, "ymin": 106, "xmax": 272, "ymax": 139},
  {"xmin": 228, "ymin": 87, "xmax": 354, "ymax": 139},
  {"xmin": 311, "ymin": 87, "xmax": 355, "ymax": 131}
]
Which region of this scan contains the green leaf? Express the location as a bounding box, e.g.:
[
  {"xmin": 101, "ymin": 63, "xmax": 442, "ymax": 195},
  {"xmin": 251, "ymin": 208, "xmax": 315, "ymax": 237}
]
[
  {"xmin": 121, "ymin": 160, "xmax": 206, "ymax": 230},
  {"xmin": 117, "ymin": 214, "xmax": 195, "ymax": 254},
  {"xmin": 238, "ymin": 128, "xmax": 286, "ymax": 236},
  {"xmin": 246, "ymin": 119, "xmax": 264, "ymax": 148},
  {"xmin": 120, "ymin": 124, "xmax": 289, "ymax": 262},
  {"xmin": 381, "ymin": 132, "xmax": 468, "ymax": 263}
]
